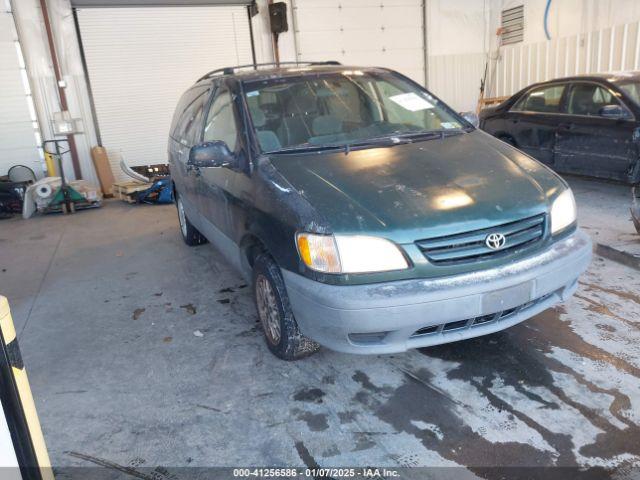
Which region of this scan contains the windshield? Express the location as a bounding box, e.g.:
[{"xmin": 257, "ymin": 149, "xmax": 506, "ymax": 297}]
[
  {"xmin": 243, "ymin": 70, "xmax": 466, "ymax": 152},
  {"xmin": 618, "ymin": 81, "xmax": 640, "ymax": 106}
]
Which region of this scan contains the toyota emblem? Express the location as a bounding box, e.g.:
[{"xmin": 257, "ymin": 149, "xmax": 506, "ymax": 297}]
[{"xmin": 485, "ymin": 233, "xmax": 506, "ymax": 250}]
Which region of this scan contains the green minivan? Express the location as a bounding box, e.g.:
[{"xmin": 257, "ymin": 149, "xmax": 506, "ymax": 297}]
[{"xmin": 168, "ymin": 62, "xmax": 592, "ymax": 360}]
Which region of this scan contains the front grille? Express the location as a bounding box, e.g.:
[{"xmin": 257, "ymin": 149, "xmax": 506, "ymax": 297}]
[
  {"xmin": 416, "ymin": 214, "xmax": 546, "ymax": 264},
  {"xmin": 410, "ymin": 291, "xmax": 554, "ymax": 339}
]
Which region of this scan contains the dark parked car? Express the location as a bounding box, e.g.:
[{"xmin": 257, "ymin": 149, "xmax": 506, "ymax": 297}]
[
  {"xmin": 169, "ymin": 62, "xmax": 591, "ymax": 360},
  {"xmin": 480, "ymin": 72, "xmax": 640, "ymax": 184}
]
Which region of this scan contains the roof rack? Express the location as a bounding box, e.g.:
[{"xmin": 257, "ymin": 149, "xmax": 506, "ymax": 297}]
[{"xmin": 196, "ymin": 61, "xmax": 342, "ymax": 83}]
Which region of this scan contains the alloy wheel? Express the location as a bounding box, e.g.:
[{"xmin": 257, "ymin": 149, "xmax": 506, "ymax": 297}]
[
  {"xmin": 177, "ymin": 198, "xmax": 187, "ymax": 237},
  {"xmin": 256, "ymin": 275, "xmax": 281, "ymax": 345}
]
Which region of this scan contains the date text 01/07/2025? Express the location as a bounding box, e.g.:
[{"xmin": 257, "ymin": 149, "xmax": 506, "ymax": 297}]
[{"xmin": 232, "ymin": 467, "xmax": 400, "ymax": 478}]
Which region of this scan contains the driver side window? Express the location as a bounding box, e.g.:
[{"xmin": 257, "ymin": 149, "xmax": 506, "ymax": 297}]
[
  {"xmin": 566, "ymin": 83, "xmax": 626, "ymax": 117},
  {"xmin": 203, "ymin": 89, "xmax": 238, "ymax": 151}
]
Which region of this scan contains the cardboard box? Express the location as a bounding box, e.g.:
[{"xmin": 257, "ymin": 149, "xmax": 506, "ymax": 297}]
[{"xmin": 91, "ymin": 146, "xmax": 115, "ymax": 196}]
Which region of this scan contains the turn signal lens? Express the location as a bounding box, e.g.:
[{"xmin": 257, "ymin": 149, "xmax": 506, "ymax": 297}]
[
  {"xmin": 296, "ymin": 233, "xmax": 341, "ymax": 273},
  {"xmin": 297, "ymin": 235, "xmax": 312, "ymax": 266}
]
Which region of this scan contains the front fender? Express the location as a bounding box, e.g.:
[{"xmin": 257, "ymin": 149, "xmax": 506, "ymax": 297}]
[{"xmin": 242, "ymin": 157, "xmax": 331, "ymax": 275}]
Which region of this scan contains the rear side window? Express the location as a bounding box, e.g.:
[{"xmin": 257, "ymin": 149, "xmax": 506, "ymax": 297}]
[
  {"xmin": 566, "ymin": 83, "xmax": 622, "ymax": 116},
  {"xmin": 170, "ymin": 86, "xmax": 209, "ymax": 139},
  {"xmin": 512, "ymin": 84, "xmax": 565, "ymax": 113},
  {"xmin": 183, "ymin": 97, "xmax": 208, "ymax": 145},
  {"xmin": 203, "ymin": 89, "xmax": 238, "ymax": 150},
  {"xmin": 182, "ymin": 91, "xmax": 211, "ymax": 143},
  {"xmin": 174, "ymin": 89, "xmax": 210, "ymax": 144}
]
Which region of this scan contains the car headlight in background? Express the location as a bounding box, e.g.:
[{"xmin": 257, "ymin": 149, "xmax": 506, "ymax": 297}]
[
  {"xmin": 550, "ymin": 188, "xmax": 577, "ymax": 234},
  {"xmin": 296, "ymin": 233, "xmax": 409, "ymax": 273}
]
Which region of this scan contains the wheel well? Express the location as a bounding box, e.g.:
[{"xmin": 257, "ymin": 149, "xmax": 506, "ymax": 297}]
[{"xmin": 240, "ymin": 234, "xmax": 268, "ymax": 269}]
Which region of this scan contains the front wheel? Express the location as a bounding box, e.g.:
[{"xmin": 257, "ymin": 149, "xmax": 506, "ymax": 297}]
[
  {"xmin": 176, "ymin": 193, "xmax": 207, "ymax": 246},
  {"xmin": 253, "ymin": 253, "xmax": 319, "ymax": 361}
]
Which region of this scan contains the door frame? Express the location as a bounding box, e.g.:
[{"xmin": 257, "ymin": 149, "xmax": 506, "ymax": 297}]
[
  {"xmin": 505, "ymin": 81, "xmax": 570, "ymax": 164},
  {"xmin": 555, "ymin": 80, "xmax": 639, "ymax": 180}
]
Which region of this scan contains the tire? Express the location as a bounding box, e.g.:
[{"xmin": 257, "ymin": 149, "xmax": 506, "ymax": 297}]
[
  {"xmin": 176, "ymin": 193, "xmax": 207, "ymax": 246},
  {"xmin": 628, "ymin": 161, "xmax": 640, "ymax": 185},
  {"xmin": 252, "ymin": 253, "xmax": 320, "ymax": 360}
]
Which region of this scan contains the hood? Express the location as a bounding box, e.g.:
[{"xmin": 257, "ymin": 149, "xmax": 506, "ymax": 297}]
[
  {"xmin": 479, "ymin": 105, "xmax": 499, "ymax": 119},
  {"xmin": 268, "ymin": 130, "xmax": 564, "ymax": 244}
]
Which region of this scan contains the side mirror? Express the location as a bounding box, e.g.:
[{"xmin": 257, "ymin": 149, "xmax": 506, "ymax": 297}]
[
  {"xmin": 460, "ymin": 111, "xmax": 479, "ymax": 128},
  {"xmin": 599, "ymin": 104, "xmax": 627, "ymax": 119},
  {"xmin": 188, "ymin": 141, "xmax": 235, "ymax": 168}
]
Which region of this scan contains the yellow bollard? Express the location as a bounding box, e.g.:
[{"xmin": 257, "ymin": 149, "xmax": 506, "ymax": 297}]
[
  {"xmin": 44, "ymin": 152, "xmax": 57, "ymax": 177},
  {"xmin": 0, "ymin": 296, "xmax": 54, "ymax": 480}
]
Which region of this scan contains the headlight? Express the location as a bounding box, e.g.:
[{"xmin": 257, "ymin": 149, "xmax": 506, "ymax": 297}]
[
  {"xmin": 550, "ymin": 188, "xmax": 577, "ymax": 234},
  {"xmin": 296, "ymin": 233, "xmax": 408, "ymax": 273}
]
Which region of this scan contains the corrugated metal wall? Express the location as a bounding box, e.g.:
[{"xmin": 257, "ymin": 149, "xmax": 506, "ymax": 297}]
[
  {"xmin": 428, "ymin": 52, "xmax": 485, "ymax": 113},
  {"xmin": 428, "ymin": 19, "xmax": 640, "ymax": 113},
  {"xmin": 491, "ymin": 20, "xmax": 640, "ymax": 98}
]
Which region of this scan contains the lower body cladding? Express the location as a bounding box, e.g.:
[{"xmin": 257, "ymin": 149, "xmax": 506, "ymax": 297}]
[{"xmin": 282, "ymin": 230, "xmax": 592, "ymax": 354}]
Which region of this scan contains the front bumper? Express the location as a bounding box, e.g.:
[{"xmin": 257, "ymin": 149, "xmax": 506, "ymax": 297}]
[{"xmin": 282, "ymin": 230, "xmax": 592, "ymax": 354}]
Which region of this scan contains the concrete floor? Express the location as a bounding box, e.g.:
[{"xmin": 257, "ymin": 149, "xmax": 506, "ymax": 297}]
[
  {"xmin": 1, "ymin": 178, "xmax": 640, "ymax": 478},
  {"xmin": 570, "ymin": 177, "xmax": 638, "ymax": 249}
]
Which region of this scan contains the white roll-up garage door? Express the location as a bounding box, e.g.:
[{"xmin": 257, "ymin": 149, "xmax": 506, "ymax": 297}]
[
  {"xmin": 292, "ymin": 0, "xmax": 425, "ymax": 86},
  {"xmin": 76, "ymin": 6, "xmax": 253, "ymax": 181},
  {"xmin": 0, "ymin": 9, "xmax": 40, "ymax": 178}
]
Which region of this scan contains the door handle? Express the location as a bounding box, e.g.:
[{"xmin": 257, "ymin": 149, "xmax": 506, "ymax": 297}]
[{"xmin": 558, "ymin": 123, "xmax": 575, "ymax": 131}]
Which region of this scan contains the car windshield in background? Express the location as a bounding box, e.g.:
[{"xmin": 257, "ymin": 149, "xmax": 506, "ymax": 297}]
[
  {"xmin": 617, "ymin": 81, "xmax": 640, "ymax": 106},
  {"xmin": 243, "ymin": 70, "xmax": 465, "ymax": 152}
]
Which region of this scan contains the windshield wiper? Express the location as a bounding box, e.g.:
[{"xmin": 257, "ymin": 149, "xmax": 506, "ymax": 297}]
[
  {"xmin": 394, "ymin": 129, "xmax": 467, "ymax": 141},
  {"xmin": 266, "ymin": 144, "xmax": 344, "ymax": 154},
  {"xmin": 341, "ymin": 136, "xmax": 411, "ymax": 154},
  {"xmin": 266, "ymin": 129, "xmax": 467, "ymax": 155},
  {"xmin": 267, "ymin": 136, "xmax": 408, "ymax": 155}
]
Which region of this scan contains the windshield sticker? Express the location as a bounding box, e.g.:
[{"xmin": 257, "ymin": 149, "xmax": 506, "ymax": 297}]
[
  {"xmin": 389, "ymin": 93, "xmax": 434, "ymax": 111},
  {"xmin": 246, "ymin": 91, "xmax": 260, "ymax": 97},
  {"xmin": 441, "ymin": 122, "xmax": 461, "ymax": 129}
]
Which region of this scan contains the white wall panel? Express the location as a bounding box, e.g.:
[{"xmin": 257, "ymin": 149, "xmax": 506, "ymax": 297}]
[
  {"xmin": 292, "ymin": 0, "xmax": 425, "ymax": 85},
  {"xmin": 490, "ymin": 19, "xmax": 640, "ymax": 99},
  {"xmin": 428, "ymin": 53, "xmax": 485, "ymax": 113},
  {"xmin": 77, "ymin": 6, "xmax": 253, "ymax": 181},
  {"xmin": 0, "ymin": 10, "xmax": 40, "ymax": 177},
  {"xmin": 427, "ymin": 0, "xmax": 640, "ymax": 112}
]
